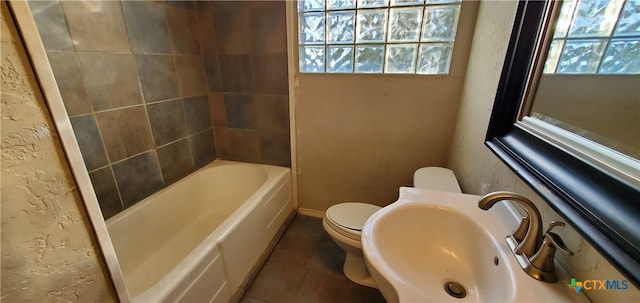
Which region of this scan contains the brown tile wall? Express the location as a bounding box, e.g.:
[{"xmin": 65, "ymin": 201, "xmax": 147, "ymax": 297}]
[
  {"xmin": 30, "ymin": 0, "xmax": 205, "ymax": 219},
  {"xmin": 198, "ymin": 1, "xmax": 291, "ymax": 167},
  {"xmin": 29, "ymin": 0, "xmax": 290, "ymax": 219}
]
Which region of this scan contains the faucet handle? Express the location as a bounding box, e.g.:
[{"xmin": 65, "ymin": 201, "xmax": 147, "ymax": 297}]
[
  {"xmin": 514, "ymin": 215, "xmax": 566, "ymax": 243},
  {"xmin": 529, "ymin": 231, "xmax": 574, "ymax": 281},
  {"xmin": 545, "ymin": 221, "xmax": 565, "ymax": 234},
  {"xmin": 544, "ymin": 232, "xmax": 574, "ymax": 257}
]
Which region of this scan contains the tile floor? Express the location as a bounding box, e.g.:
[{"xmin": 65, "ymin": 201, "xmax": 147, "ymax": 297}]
[{"xmin": 240, "ymin": 214, "xmax": 387, "ymax": 303}]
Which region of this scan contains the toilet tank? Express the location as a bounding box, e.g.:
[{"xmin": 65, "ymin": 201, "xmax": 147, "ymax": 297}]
[{"xmin": 413, "ymin": 167, "xmax": 462, "ymax": 193}]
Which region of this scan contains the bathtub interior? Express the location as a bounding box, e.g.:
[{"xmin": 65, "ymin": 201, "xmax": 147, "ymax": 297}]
[{"xmin": 106, "ymin": 161, "xmax": 294, "ymax": 302}]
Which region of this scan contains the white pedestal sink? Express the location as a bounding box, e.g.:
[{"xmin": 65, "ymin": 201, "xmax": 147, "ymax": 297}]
[{"xmin": 361, "ymin": 187, "xmax": 590, "ymax": 303}]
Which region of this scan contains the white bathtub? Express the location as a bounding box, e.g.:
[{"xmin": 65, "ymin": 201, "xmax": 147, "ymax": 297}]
[{"xmin": 106, "ymin": 160, "xmax": 294, "ymax": 303}]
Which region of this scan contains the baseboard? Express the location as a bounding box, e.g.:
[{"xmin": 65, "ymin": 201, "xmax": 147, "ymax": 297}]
[{"xmin": 297, "ymin": 208, "xmax": 324, "ymax": 218}]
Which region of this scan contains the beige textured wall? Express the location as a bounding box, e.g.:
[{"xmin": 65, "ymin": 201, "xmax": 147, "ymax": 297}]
[
  {"xmin": 1, "ymin": 3, "xmax": 116, "ymax": 301},
  {"xmin": 447, "ymin": 1, "xmax": 640, "ymax": 302},
  {"xmin": 532, "ymin": 74, "xmax": 640, "ymax": 158},
  {"xmin": 296, "ymin": 2, "xmax": 478, "ymax": 211}
]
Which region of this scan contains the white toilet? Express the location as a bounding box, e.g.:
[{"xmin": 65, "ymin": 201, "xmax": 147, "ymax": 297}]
[{"xmin": 322, "ymin": 167, "xmax": 462, "ymax": 287}]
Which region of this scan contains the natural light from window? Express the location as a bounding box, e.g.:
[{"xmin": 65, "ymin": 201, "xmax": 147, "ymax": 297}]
[
  {"xmin": 543, "ymin": 0, "xmax": 640, "ymax": 74},
  {"xmin": 297, "ymin": 0, "xmax": 462, "ymax": 74}
]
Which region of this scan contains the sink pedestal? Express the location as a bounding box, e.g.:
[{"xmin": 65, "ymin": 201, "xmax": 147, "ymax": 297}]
[{"xmin": 344, "ymin": 254, "xmax": 377, "ymax": 288}]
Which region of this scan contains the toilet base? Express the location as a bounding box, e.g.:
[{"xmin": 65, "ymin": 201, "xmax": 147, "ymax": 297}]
[{"xmin": 343, "ymin": 253, "xmax": 377, "ymax": 288}]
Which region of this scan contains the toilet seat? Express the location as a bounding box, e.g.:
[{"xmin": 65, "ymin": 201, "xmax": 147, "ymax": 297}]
[{"xmin": 325, "ymin": 202, "xmax": 381, "ymax": 241}]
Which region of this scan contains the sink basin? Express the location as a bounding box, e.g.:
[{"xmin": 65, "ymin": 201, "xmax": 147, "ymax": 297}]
[{"xmin": 362, "ymin": 187, "xmax": 589, "ymax": 303}]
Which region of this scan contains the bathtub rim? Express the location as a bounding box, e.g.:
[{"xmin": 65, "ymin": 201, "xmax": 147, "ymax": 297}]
[{"xmin": 106, "ymin": 160, "xmax": 286, "ymax": 226}]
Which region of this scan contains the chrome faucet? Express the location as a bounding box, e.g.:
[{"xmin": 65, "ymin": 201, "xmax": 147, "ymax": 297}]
[
  {"xmin": 478, "ymin": 191, "xmax": 542, "ymax": 257},
  {"xmin": 478, "ymin": 191, "xmax": 573, "ymax": 283}
]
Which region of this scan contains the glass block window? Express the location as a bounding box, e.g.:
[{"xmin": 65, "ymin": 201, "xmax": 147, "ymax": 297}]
[
  {"xmin": 543, "ymin": 0, "xmax": 640, "ymax": 74},
  {"xmin": 298, "ymin": 0, "xmax": 461, "ymax": 74}
]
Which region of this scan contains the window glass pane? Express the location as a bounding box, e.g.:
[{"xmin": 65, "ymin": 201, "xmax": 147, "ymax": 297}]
[
  {"xmin": 357, "ymin": 0, "xmax": 389, "ymax": 8},
  {"xmin": 297, "ymin": 0, "xmax": 463, "ymax": 74},
  {"xmin": 417, "ymin": 43, "xmax": 452, "ymax": 74},
  {"xmin": 568, "ymin": 0, "xmax": 624, "ymax": 37},
  {"xmin": 421, "ymin": 5, "xmax": 460, "ymax": 42},
  {"xmin": 388, "ymin": 7, "xmax": 423, "ymax": 42},
  {"xmin": 300, "ymin": 46, "xmax": 325, "ymax": 72},
  {"xmin": 557, "ymin": 39, "xmax": 607, "ymax": 73},
  {"xmin": 300, "ymin": 12, "xmax": 326, "ymax": 44},
  {"xmin": 355, "ymin": 45, "xmax": 384, "ymax": 72},
  {"xmin": 328, "ymin": 46, "xmax": 355, "ymax": 73},
  {"xmin": 328, "ymin": 11, "xmax": 355, "ymax": 43},
  {"xmin": 299, "ymin": 0, "xmax": 325, "ymax": 11},
  {"xmin": 599, "ymin": 38, "xmax": 640, "ymax": 74},
  {"xmin": 553, "ymin": 0, "xmax": 577, "ymax": 38},
  {"xmin": 385, "ymin": 44, "xmax": 418, "ymax": 73},
  {"xmin": 356, "ymin": 9, "xmax": 388, "ymax": 43},
  {"xmin": 614, "ymin": 0, "xmax": 640, "ymax": 36},
  {"xmin": 543, "ymin": 40, "xmax": 564, "ymax": 74},
  {"xmin": 391, "ymin": 0, "xmax": 424, "ymax": 6},
  {"xmin": 328, "ymin": 0, "xmax": 356, "ymax": 10}
]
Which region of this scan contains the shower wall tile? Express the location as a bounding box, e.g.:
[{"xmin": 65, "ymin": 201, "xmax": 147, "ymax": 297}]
[
  {"xmin": 211, "ymin": 1, "xmax": 251, "ymax": 13},
  {"xmin": 28, "ymin": 1, "xmax": 74, "ymax": 51},
  {"xmin": 195, "ymin": 2, "xmax": 218, "ymax": 54},
  {"xmin": 112, "ymin": 151, "xmax": 164, "ymax": 207},
  {"xmin": 89, "ymin": 167, "xmax": 123, "ymax": 220},
  {"xmin": 175, "ymin": 55, "xmax": 207, "ymax": 97},
  {"xmin": 209, "ymin": 1, "xmax": 239, "ymax": 12},
  {"xmin": 190, "ymin": 129, "xmax": 216, "ymax": 169},
  {"xmin": 157, "ymin": 139, "xmax": 194, "ymax": 185},
  {"xmin": 225, "ymin": 94, "xmax": 256, "ymax": 129},
  {"xmin": 253, "ymin": 53, "xmax": 288, "ymax": 95},
  {"xmin": 147, "ymin": 99, "xmax": 187, "ymax": 146},
  {"xmin": 184, "ymin": 96, "xmax": 211, "ymax": 134},
  {"xmin": 250, "ymin": 4, "xmax": 287, "ymax": 54},
  {"xmin": 214, "ymin": 127, "xmax": 231, "ymax": 158},
  {"xmin": 198, "ymin": 1, "xmax": 290, "ymax": 166},
  {"xmin": 46, "ymin": 51, "xmax": 92, "ymax": 116},
  {"xmin": 96, "ymin": 106, "xmax": 154, "ymax": 162},
  {"xmin": 61, "ymin": 1, "xmax": 130, "ymax": 52},
  {"xmin": 136, "ymin": 54, "xmax": 179, "ymax": 102},
  {"xmin": 78, "ymin": 53, "xmax": 143, "ymax": 111},
  {"xmin": 204, "ymin": 55, "xmax": 222, "ymax": 92},
  {"xmin": 121, "ymin": 1, "xmax": 172, "ymax": 54},
  {"xmin": 33, "ymin": 0, "xmax": 291, "ymax": 219},
  {"xmin": 209, "ymin": 93, "xmax": 227, "ymax": 127},
  {"xmin": 229, "ymin": 129, "xmax": 260, "ymax": 163},
  {"xmin": 70, "ymin": 115, "xmax": 108, "ymax": 171},
  {"xmin": 255, "ymin": 95, "xmax": 289, "ymax": 133},
  {"xmin": 164, "ymin": 0, "xmax": 194, "ymax": 10},
  {"xmin": 219, "ymin": 55, "xmax": 253, "ymax": 93},
  {"xmin": 214, "ymin": 8, "xmax": 250, "ymax": 55},
  {"xmin": 165, "ymin": 6, "xmax": 200, "ymax": 54},
  {"xmin": 260, "ymin": 131, "xmax": 291, "ymax": 167},
  {"xmin": 250, "ymin": 1, "xmax": 285, "ymax": 9}
]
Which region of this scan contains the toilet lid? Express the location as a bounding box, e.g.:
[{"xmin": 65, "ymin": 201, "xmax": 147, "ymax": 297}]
[{"xmin": 326, "ymin": 202, "xmax": 381, "ymax": 231}]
